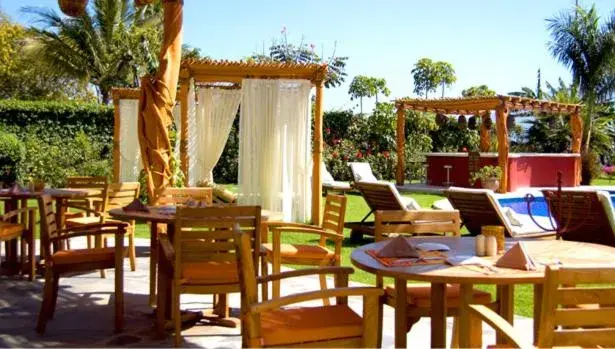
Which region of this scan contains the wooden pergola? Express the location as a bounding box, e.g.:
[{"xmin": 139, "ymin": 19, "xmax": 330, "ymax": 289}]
[
  {"xmin": 394, "ymin": 95, "xmax": 583, "ymax": 192},
  {"xmin": 112, "ymin": 59, "xmax": 329, "ymax": 224}
]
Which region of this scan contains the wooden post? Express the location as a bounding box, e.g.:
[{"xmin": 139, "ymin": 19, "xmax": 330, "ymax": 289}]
[
  {"xmin": 479, "ymin": 112, "xmax": 491, "ymax": 152},
  {"xmin": 112, "ymin": 95, "xmax": 121, "ymax": 182},
  {"xmin": 495, "ymin": 105, "xmax": 509, "ymax": 193},
  {"xmin": 179, "ymin": 81, "xmax": 189, "ymax": 183},
  {"xmin": 311, "ymin": 81, "xmax": 324, "ymax": 225},
  {"xmin": 395, "ymin": 105, "xmax": 406, "ymax": 186},
  {"xmin": 570, "ymin": 108, "xmax": 583, "ymax": 186}
]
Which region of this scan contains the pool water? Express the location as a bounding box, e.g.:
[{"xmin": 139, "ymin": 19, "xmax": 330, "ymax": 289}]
[{"xmin": 498, "ymin": 192, "xmax": 615, "ymax": 217}]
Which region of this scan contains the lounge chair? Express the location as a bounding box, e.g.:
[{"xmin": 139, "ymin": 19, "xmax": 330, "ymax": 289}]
[
  {"xmin": 346, "ymin": 181, "xmax": 455, "ymax": 240},
  {"xmin": 443, "ymin": 187, "xmax": 554, "ymax": 238},
  {"xmin": 348, "ymin": 162, "xmax": 380, "ymax": 183},
  {"xmin": 321, "ymin": 162, "xmax": 352, "ymax": 194},
  {"xmin": 542, "ymin": 189, "xmax": 615, "ymax": 247}
]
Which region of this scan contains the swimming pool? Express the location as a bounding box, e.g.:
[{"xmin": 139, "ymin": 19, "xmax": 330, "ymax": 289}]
[{"xmin": 498, "ymin": 191, "xmax": 615, "ymax": 217}]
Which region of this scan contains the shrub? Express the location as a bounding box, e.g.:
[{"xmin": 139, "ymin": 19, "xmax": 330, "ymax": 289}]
[
  {"xmin": 581, "ymin": 151, "xmax": 600, "ymax": 185},
  {"xmin": 0, "ymin": 131, "xmax": 24, "ymax": 185}
]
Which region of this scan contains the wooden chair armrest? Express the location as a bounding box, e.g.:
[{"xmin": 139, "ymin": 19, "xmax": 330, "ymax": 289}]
[
  {"xmin": 0, "ymin": 207, "xmax": 37, "ymax": 221},
  {"xmin": 468, "ymin": 304, "xmax": 529, "ymax": 349},
  {"xmin": 159, "ymin": 234, "xmax": 175, "ymax": 262},
  {"xmin": 50, "ymin": 222, "xmax": 128, "ymax": 242},
  {"xmin": 250, "ymin": 287, "xmax": 383, "ymax": 314},
  {"xmin": 262, "ymin": 221, "xmax": 316, "ymax": 230},
  {"xmin": 270, "ymin": 226, "xmax": 343, "ymax": 241},
  {"xmin": 65, "ymin": 204, "xmax": 103, "ymax": 217},
  {"xmin": 257, "ymin": 266, "xmax": 353, "ymax": 284}
]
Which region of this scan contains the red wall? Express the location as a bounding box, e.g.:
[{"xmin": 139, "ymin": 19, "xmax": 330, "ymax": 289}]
[
  {"xmin": 508, "ymin": 156, "xmax": 577, "ymax": 191},
  {"xmin": 426, "ymin": 154, "xmax": 577, "ymax": 191}
]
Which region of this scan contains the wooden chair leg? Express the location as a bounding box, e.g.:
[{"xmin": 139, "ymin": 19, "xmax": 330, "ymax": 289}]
[
  {"xmin": 213, "ymin": 293, "xmax": 229, "ymax": 318},
  {"xmin": 27, "ymin": 227, "xmax": 35, "ymax": 281},
  {"xmin": 127, "ymin": 231, "xmax": 136, "ymax": 272},
  {"xmin": 260, "ymin": 257, "xmax": 269, "ymax": 301},
  {"xmin": 173, "ymin": 287, "xmax": 182, "ymax": 347},
  {"xmin": 318, "ymin": 274, "xmax": 331, "ymax": 306},
  {"xmin": 49, "ymin": 272, "xmax": 60, "ymax": 317},
  {"xmin": 406, "ymin": 316, "xmax": 420, "ymax": 333},
  {"xmin": 114, "ymin": 254, "xmax": 124, "ymax": 333},
  {"xmin": 97, "ymin": 236, "xmax": 106, "ymax": 279},
  {"xmin": 156, "ymin": 267, "xmax": 168, "ymax": 339},
  {"xmin": 451, "ymin": 317, "xmax": 459, "ymax": 348},
  {"xmin": 36, "ymin": 270, "xmax": 55, "ymax": 334},
  {"xmin": 272, "ymin": 258, "xmax": 281, "ymax": 300}
]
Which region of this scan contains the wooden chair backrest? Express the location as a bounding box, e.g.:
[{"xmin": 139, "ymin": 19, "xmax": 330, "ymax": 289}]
[
  {"xmin": 157, "ymin": 187, "xmax": 213, "ymax": 206},
  {"xmin": 374, "ymin": 210, "xmax": 461, "ymax": 241},
  {"xmin": 321, "ymin": 194, "xmax": 347, "ymax": 235},
  {"xmin": 542, "ymin": 190, "xmax": 615, "ymax": 247},
  {"xmin": 106, "ymin": 182, "xmax": 140, "ymax": 213},
  {"xmin": 174, "ymin": 205, "xmax": 261, "ymax": 280},
  {"xmin": 537, "ymin": 265, "xmax": 615, "ymax": 348},
  {"xmin": 66, "ymin": 175, "xmax": 110, "ymax": 210},
  {"xmin": 444, "ymin": 190, "xmax": 504, "ymax": 236},
  {"xmin": 38, "ymin": 195, "xmax": 59, "ymax": 258},
  {"xmin": 355, "ymin": 182, "xmax": 404, "ymax": 211}
]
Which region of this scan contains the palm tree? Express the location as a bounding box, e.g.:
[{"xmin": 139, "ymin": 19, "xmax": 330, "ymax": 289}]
[
  {"xmin": 23, "ymin": 0, "xmax": 162, "ymax": 103},
  {"xmin": 547, "ymin": 4, "xmax": 615, "ymax": 152}
]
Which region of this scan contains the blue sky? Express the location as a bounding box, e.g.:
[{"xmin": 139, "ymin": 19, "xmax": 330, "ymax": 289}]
[{"xmin": 2, "ymin": 0, "xmax": 613, "ymax": 112}]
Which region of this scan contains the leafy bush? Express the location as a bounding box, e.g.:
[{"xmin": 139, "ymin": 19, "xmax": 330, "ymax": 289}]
[
  {"xmin": 470, "ymin": 165, "xmax": 503, "ymax": 185},
  {"xmin": 581, "ymin": 151, "xmax": 601, "ymax": 185},
  {"xmin": 0, "ymin": 99, "xmax": 113, "ymax": 144},
  {"xmin": 16, "ymin": 130, "xmax": 111, "ymax": 187},
  {"xmin": 0, "ymin": 130, "xmax": 24, "ymax": 185},
  {"xmin": 213, "ymin": 115, "xmax": 239, "ymax": 183}
]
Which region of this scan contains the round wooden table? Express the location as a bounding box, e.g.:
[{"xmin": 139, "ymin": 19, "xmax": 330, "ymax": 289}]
[
  {"xmin": 108, "ymin": 206, "xmax": 284, "ymax": 307},
  {"xmin": 351, "ymin": 236, "xmax": 615, "ymax": 348}
]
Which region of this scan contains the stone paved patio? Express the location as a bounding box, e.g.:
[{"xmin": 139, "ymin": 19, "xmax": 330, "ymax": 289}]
[{"xmin": 0, "ymin": 238, "xmax": 534, "ymax": 348}]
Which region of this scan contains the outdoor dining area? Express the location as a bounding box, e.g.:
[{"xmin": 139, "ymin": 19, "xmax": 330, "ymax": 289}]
[{"xmin": 2, "ymin": 1, "xmax": 615, "ymax": 348}]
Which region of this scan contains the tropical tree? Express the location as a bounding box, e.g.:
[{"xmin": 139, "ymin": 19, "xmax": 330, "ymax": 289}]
[
  {"xmin": 411, "ymin": 58, "xmax": 438, "ymax": 98},
  {"xmin": 251, "ymin": 27, "xmax": 348, "ymax": 88},
  {"xmin": 434, "ymin": 61, "xmax": 456, "ymax": 98},
  {"xmin": 348, "ymin": 75, "xmax": 390, "ymax": 114},
  {"xmin": 461, "ymin": 85, "xmax": 496, "ymax": 97},
  {"xmin": 0, "ymin": 11, "xmax": 91, "ymax": 100},
  {"xmin": 547, "ymin": 4, "xmax": 615, "ymax": 152},
  {"xmin": 24, "ymin": 0, "xmax": 163, "ymax": 103}
]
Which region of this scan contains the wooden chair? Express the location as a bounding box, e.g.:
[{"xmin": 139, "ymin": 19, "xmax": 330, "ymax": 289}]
[
  {"xmin": 470, "ymin": 265, "xmax": 615, "ymax": 348},
  {"xmin": 156, "ymin": 205, "xmax": 261, "ymax": 347},
  {"xmin": 35, "ymin": 195, "xmax": 127, "ymax": 334},
  {"xmin": 542, "ymin": 189, "xmax": 615, "ymax": 247},
  {"xmin": 261, "ymin": 194, "xmax": 347, "ymax": 304},
  {"xmin": 64, "ymin": 176, "xmax": 110, "ymax": 249},
  {"xmin": 155, "ymin": 187, "xmax": 213, "ymax": 206},
  {"xmin": 444, "ymin": 187, "xmax": 554, "ymax": 238},
  {"xmin": 374, "ymin": 210, "xmax": 492, "ymax": 344},
  {"xmin": 101, "ymin": 183, "xmax": 140, "ymax": 271},
  {"xmin": 235, "ymin": 230, "xmax": 383, "ymax": 348},
  {"xmin": 0, "ymin": 201, "xmax": 36, "ymax": 280}
]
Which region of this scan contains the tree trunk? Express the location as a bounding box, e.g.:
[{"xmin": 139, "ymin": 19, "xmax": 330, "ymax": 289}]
[
  {"xmin": 375, "ymin": 93, "xmax": 378, "ymax": 104},
  {"xmin": 441, "ymin": 83, "xmax": 445, "ymax": 98},
  {"xmin": 360, "ymin": 97, "xmax": 363, "ymax": 115},
  {"xmin": 100, "ymin": 87, "xmax": 111, "ymax": 105}
]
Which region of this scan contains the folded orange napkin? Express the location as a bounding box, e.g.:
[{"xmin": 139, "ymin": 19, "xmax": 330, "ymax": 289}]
[
  {"xmin": 495, "ymin": 242, "xmax": 537, "ymax": 271},
  {"xmin": 122, "ymin": 199, "xmax": 150, "ymax": 213},
  {"xmin": 375, "ymin": 236, "xmax": 420, "ymax": 258}
]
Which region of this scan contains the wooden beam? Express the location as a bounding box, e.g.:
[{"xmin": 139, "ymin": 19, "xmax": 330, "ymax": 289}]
[
  {"xmin": 113, "ymin": 97, "xmax": 121, "ymax": 182},
  {"xmin": 312, "ymin": 82, "xmax": 324, "ymax": 225},
  {"xmin": 179, "ymin": 82, "xmax": 189, "ymax": 183},
  {"xmin": 396, "ymin": 106, "xmax": 406, "ymax": 186},
  {"xmin": 496, "ymin": 105, "xmax": 509, "ymax": 193},
  {"xmin": 570, "ymin": 109, "xmax": 583, "ymax": 186}
]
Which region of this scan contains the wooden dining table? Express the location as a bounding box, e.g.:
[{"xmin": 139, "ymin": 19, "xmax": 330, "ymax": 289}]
[
  {"xmin": 351, "ymin": 236, "xmax": 615, "ymax": 348},
  {"xmin": 108, "ymin": 205, "xmax": 284, "ymax": 307}
]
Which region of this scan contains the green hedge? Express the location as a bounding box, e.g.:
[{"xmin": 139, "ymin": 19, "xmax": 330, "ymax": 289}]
[
  {"xmin": 0, "ymin": 99, "xmax": 113, "ymax": 144},
  {"xmin": 0, "ymin": 100, "xmax": 113, "ymax": 186}
]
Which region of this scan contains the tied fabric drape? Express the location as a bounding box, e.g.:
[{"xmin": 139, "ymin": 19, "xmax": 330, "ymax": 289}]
[
  {"xmin": 137, "ymin": 0, "xmax": 183, "ymax": 203},
  {"xmin": 119, "ymin": 99, "xmax": 142, "ymax": 182},
  {"xmin": 189, "ymin": 87, "xmax": 241, "ymax": 186},
  {"xmin": 172, "ymin": 103, "xmax": 182, "ymax": 161},
  {"xmin": 238, "ymin": 79, "xmax": 312, "ymax": 222}
]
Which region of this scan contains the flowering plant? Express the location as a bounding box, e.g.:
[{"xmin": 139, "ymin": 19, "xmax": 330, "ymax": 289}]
[{"xmin": 469, "ymin": 165, "xmax": 502, "ymax": 186}]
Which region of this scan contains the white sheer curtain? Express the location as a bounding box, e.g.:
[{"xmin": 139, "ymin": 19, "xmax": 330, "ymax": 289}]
[
  {"xmin": 186, "ymin": 79, "xmax": 198, "ymax": 185},
  {"xmin": 119, "ymin": 99, "xmax": 142, "ymax": 182},
  {"xmin": 238, "ymin": 79, "xmax": 312, "ymax": 222},
  {"xmin": 190, "ymin": 87, "xmax": 241, "ymax": 185}
]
